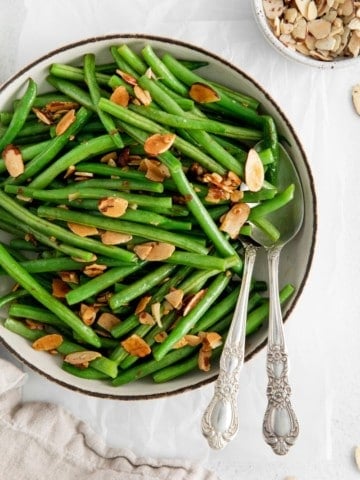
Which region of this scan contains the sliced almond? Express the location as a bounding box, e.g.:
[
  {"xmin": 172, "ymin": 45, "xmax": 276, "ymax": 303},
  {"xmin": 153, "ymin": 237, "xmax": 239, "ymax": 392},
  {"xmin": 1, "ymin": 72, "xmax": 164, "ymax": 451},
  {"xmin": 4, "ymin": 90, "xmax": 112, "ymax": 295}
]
[
  {"xmin": 100, "ymin": 231, "xmax": 132, "ymax": 245},
  {"xmin": 135, "ymin": 295, "xmax": 152, "ymax": 315},
  {"xmin": 295, "ymin": 0, "xmax": 311, "ymax": 15},
  {"xmin": 83, "ymin": 263, "xmax": 107, "ymax": 277},
  {"xmin": 144, "ymin": 133, "xmax": 176, "ymax": 156},
  {"xmin": 64, "ymin": 350, "xmax": 102, "ymax": 366},
  {"xmin": 110, "ymin": 85, "xmax": 130, "ymax": 107},
  {"xmin": 133, "ymin": 85, "xmax": 152, "ymax": 105},
  {"xmin": 98, "ymin": 196, "xmax": 128, "ymax": 217},
  {"xmin": 59, "ymin": 271, "xmax": 79, "ymax": 284},
  {"xmin": 307, "ymin": 19, "xmax": 332, "ymax": 38},
  {"xmin": 284, "ymin": 7, "xmax": 299, "ymax": 22},
  {"xmin": 183, "ymin": 289, "xmax": 206, "ymax": 316},
  {"xmin": 2, "ymin": 144, "xmax": 24, "ymax": 178},
  {"xmin": 292, "ymin": 16, "xmax": 308, "ymax": 39},
  {"xmin": 97, "ymin": 312, "xmax": 121, "ymax": 331},
  {"xmin": 138, "ymin": 311, "xmax": 155, "ymax": 325},
  {"xmin": 55, "ymin": 109, "xmax": 76, "ymax": 136},
  {"xmin": 45, "ymin": 100, "xmax": 79, "ymax": 114},
  {"xmin": 25, "ymin": 319, "xmax": 44, "ymax": 330},
  {"xmin": 201, "ymin": 331, "xmax": 223, "ymax": 351},
  {"xmin": 151, "ymin": 302, "xmax": 162, "ymax": 327},
  {"xmin": 355, "ymin": 446, "xmax": 360, "ymax": 470},
  {"xmin": 80, "ymin": 303, "xmax": 98, "ymax": 326},
  {"xmin": 245, "ymin": 148, "xmax": 265, "ymax": 191},
  {"xmin": 67, "ymin": 222, "xmax": 99, "ymax": 237},
  {"xmin": 315, "ymin": 35, "xmax": 337, "ymax": 49},
  {"xmin": 133, "ymin": 241, "xmax": 175, "ymax": 261},
  {"xmin": 165, "ymin": 289, "xmax": 184, "ymax": 310},
  {"xmin": 121, "ymin": 334, "xmax": 151, "ymax": 357},
  {"xmin": 348, "ymin": 31, "xmax": 360, "ymax": 55},
  {"xmin": 205, "ymin": 186, "xmax": 230, "ymax": 203},
  {"xmin": 52, "ymin": 278, "xmax": 70, "ymax": 298},
  {"xmin": 139, "ymin": 158, "xmax": 170, "ymax": 182},
  {"xmin": 189, "ymin": 83, "xmax": 220, "ymax": 103},
  {"xmin": 154, "ymin": 331, "xmax": 168, "ymax": 343},
  {"xmin": 184, "ymin": 334, "xmax": 202, "ymax": 346},
  {"xmin": 352, "ymin": 84, "xmax": 360, "ymax": 114},
  {"xmin": 32, "ymin": 333, "xmax": 63, "ymax": 351},
  {"xmin": 116, "ymin": 69, "xmax": 137, "ymax": 86},
  {"xmin": 230, "ymin": 190, "xmax": 244, "ymax": 203},
  {"xmin": 173, "ymin": 336, "xmax": 189, "ymax": 349},
  {"xmin": 198, "ymin": 346, "xmax": 212, "ymax": 372},
  {"xmin": 32, "ymin": 107, "xmax": 53, "ymax": 125},
  {"xmin": 219, "ymin": 202, "xmax": 251, "ymax": 239},
  {"xmin": 306, "ymin": 0, "xmax": 318, "ymax": 19}
]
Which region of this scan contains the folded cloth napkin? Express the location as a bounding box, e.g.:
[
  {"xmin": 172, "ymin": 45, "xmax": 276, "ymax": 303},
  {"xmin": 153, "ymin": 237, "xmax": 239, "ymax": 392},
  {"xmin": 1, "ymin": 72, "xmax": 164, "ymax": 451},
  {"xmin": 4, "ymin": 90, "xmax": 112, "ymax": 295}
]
[{"xmin": 0, "ymin": 358, "xmax": 218, "ymax": 480}]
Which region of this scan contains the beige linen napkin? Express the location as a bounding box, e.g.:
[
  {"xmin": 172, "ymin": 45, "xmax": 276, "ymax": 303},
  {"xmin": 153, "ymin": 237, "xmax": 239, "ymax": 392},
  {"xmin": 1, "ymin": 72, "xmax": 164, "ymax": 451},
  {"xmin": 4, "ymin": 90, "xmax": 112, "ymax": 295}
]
[{"xmin": 0, "ymin": 358, "xmax": 218, "ymax": 480}]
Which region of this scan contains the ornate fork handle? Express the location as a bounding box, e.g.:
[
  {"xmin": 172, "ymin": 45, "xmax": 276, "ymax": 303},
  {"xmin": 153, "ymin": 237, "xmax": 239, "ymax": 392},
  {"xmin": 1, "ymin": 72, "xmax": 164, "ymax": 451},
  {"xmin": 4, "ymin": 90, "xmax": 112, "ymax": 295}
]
[
  {"xmin": 201, "ymin": 244, "xmax": 258, "ymax": 449},
  {"xmin": 263, "ymin": 246, "xmax": 299, "ymax": 455}
]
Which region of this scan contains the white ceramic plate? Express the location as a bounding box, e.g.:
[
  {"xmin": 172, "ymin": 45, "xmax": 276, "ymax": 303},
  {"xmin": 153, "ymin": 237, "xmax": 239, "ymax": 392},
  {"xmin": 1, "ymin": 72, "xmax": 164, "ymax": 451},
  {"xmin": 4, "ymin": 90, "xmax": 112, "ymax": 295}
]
[{"xmin": 0, "ymin": 34, "xmax": 317, "ymax": 399}]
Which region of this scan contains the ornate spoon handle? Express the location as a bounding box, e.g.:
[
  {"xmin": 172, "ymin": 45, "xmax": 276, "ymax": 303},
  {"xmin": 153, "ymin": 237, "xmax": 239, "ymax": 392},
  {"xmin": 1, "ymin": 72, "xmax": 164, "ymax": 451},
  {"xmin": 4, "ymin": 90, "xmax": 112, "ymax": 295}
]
[
  {"xmin": 201, "ymin": 244, "xmax": 258, "ymax": 449},
  {"xmin": 263, "ymin": 246, "xmax": 299, "ymax": 455}
]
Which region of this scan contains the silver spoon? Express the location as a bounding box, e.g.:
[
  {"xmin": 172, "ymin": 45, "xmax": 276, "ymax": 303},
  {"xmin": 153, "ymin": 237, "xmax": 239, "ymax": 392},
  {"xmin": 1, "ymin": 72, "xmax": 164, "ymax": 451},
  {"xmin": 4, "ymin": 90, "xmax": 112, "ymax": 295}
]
[
  {"xmin": 201, "ymin": 239, "xmax": 258, "ymax": 449},
  {"xmin": 251, "ymin": 144, "xmax": 303, "ymax": 455}
]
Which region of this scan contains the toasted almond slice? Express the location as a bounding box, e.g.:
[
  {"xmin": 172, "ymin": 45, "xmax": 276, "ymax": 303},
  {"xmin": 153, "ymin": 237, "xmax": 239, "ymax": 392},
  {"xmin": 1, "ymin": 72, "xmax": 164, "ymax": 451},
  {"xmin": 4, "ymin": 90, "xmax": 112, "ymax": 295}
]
[
  {"xmin": 83, "ymin": 263, "xmax": 107, "ymax": 278},
  {"xmin": 139, "ymin": 158, "xmax": 170, "ymax": 182},
  {"xmin": 97, "ymin": 312, "xmax": 121, "ymax": 331},
  {"xmin": 183, "ymin": 289, "xmax": 206, "ymax": 316},
  {"xmin": 352, "ymin": 84, "xmax": 360, "ymax": 114},
  {"xmin": 32, "ymin": 333, "xmax": 63, "ymax": 351},
  {"xmin": 295, "ymin": 0, "xmax": 311, "ymax": 16},
  {"xmin": 98, "ymin": 196, "xmax": 128, "ymax": 217},
  {"xmin": 2, "ymin": 144, "xmax": 24, "ymax": 178},
  {"xmin": 133, "ymin": 241, "xmax": 175, "ymax": 261},
  {"xmin": 219, "ymin": 203, "xmax": 250, "ymax": 239},
  {"xmin": 135, "ymin": 295, "xmax": 152, "ymax": 315},
  {"xmin": 32, "ymin": 107, "xmax": 53, "ymax": 125},
  {"xmin": 230, "ymin": 190, "xmax": 244, "ymax": 203},
  {"xmin": 348, "ymin": 32, "xmax": 360, "ymax": 55},
  {"xmin": 201, "ymin": 331, "xmax": 223, "ymax": 351},
  {"xmin": 151, "ymin": 302, "xmax": 162, "ymax": 327},
  {"xmin": 165, "ymin": 289, "xmax": 184, "ymax": 310},
  {"xmin": 173, "ymin": 336, "xmax": 188, "ymax": 349},
  {"xmin": 355, "ymin": 446, "xmax": 360, "ymax": 470},
  {"xmin": 292, "ymin": 17, "xmax": 308, "ymax": 39},
  {"xmin": 67, "ymin": 222, "xmax": 99, "ymax": 237},
  {"xmin": 198, "ymin": 346, "xmax": 212, "ymax": 372},
  {"xmin": 315, "ymin": 36, "xmax": 337, "ymax": 50},
  {"xmin": 263, "ymin": 0, "xmax": 285, "ymax": 18},
  {"xmin": 134, "ymin": 85, "xmax": 152, "ymax": 105},
  {"xmin": 25, "ymin": 319, "xmax": 44, "ymax": 330},
  {"xmin": 284, "ymin": 7, "xmax": 298, "ymax": 23},
  {"xmin": 154, "ymin": 331, "xmax": 168, "ymax": 343},
  {"xmin": 80, "ymin": 303, "xmax": 98, "ymax": 326},
  {"xmin": 205, "ymin": 186, "xmax": 230, "ymax": 203},
  {"xmin": 184, "ymin": 334, "xmax": 202, "ymax": 346},
  {"xmin": 138, "ymin": 311, "xmax": 155, "ymax": 325},
  {"xmin": 121, "ymin": 334, "xmax": 151, "ymax": 357},
  {"xmin": 100, "ymin": 231, "xmax": 132, "ymax": 245},
  {"xmin": 45, "ymin": 101, "xmax": 79, "ymax": 113},
  {"xmin": 189, "ymin": 83, "xmax": 220, "ymax": 103},
  {"xmin": 307, "ymin": 19, "xmax": 332, "ymax": 39},
  {"xmin": 110, "ymin": 85, "xmax": 130, "ymax": 107},
  {"xmin": 306, "ymin": 0, "xmax": 318, "ymax": 19},
  {"xmin": 116, "ymin": 69, "xmax": 137, "ymax": 86},
  {"xmin": 144, "ymin": 133, "xmax": 176, "ymax": 156},
  {"xmin": 52, "ymin": 278, "xmax": 70, "ymax": 298},
  {"xmin": 349, "ymin": 17, "xmax": 360, "ymax": 30},
  {"xmin": 59, "ymin": 271, "xmax": 79, "ymax": 284},
  {"xmin": 341, "ymin": 0, "xmax": 354, "ymax": 15},
  {"xmin": 245, "ymin": 148, "xmax": 265, "ymax": 192},
  {"xmin": 64, "ymin": 350, "xmax": 102, "ymax": 365},
  {"xmin": 55, "ymin": 108, "xmax": 76, "ymax": 136}
]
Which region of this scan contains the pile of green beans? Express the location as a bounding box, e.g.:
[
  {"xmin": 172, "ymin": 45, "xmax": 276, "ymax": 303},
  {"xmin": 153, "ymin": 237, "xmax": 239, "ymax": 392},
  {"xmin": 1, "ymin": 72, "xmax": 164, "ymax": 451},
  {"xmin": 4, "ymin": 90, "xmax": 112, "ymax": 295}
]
[{"xmin": 0, "ymin": 43, "xmax": 295, "ymax": 387}]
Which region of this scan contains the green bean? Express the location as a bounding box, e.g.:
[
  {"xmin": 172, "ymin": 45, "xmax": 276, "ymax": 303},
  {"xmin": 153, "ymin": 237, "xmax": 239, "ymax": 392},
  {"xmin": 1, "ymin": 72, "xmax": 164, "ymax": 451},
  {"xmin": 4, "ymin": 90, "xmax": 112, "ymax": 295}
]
[
  {"xmin": 71, "ymin": 177, "xmax": 164, "ymax": 194},
  {"xmin": 46, "ymin": 75, "xmax": 95, "ymax": 110},
  {"xmin": 109, "ymin": 264, "xmax": 176, "ymax": 310},
  {"xmin": 0, "ymin": 192, "xmax": 136, "ymax": 262},
  {"xmin": 153, "ymin": 271, "xmax": 231, "ymax": 360},
  {"xmin": 161, "ymin": 53, "xmax": 263, "ymax": 128},
  {"xmin": 4, "ymin": 107, "xmax": 93, "ymax": 185},
  {"xmin": 117, "ymin": 44, "xmax": 148, "ymax": 75},
  {"xmin": 98, "ymin": 98, "xmax": 226, "ymax": 175},
  {"xmin": 62, "ymin": 362, "xmax": 108, "ymax": 380},
  {"xmin": 0, "ymin": 289, "xmax": 29, "ymax": 309},
  {"xmin": 37, "ymin": 206, "xmax": 208, "ymax": 255},
  {"xmin": 249, "ymin": 184, "xmax": 294, "ymax": 220},
  {"xmin": 50, "ymin": 62, "xmax": 111, "ymax": 86},
  {"xmin": 110, "ymin": 46, "xmax": 139, "ymax": 78},
  {"xmin": 66, "ymin": 264, "xmax": 144, "ymax": 305},
  {"xmin": 83, "ymin": 53, "xmax": 124, "ymax": 149},
  {"xmin": 3, "ymin": 256, "xmax": 85, "ymax": 274},
  {"xmin": 262, "ymin": 115, "xmax": 279, "ymax": 184},
  {"xmin": 0, "ymin": 245, "xmax": 101, "ymax": 347},
  {"xmin": 74, "ymin": 161, "xmax": 152, "ymax": 181},
  {"xmin": 251, "ymin": 217, "xmax": 281, "ymax": 243},
  {"xmin": 129, "ymin": 104, "xmax": 262, "ymax": 143},
  {"xmin": 28, "ymin": 134, "xmax": 117, "ymax": 189},
  {"xmin": 209, "ymin": 80, "xmax": 260, "ymax": 110},
  {"xmin": 9, "ymin": 303, "xmax": 65, "ymax": 328},
  {"xmin": 166, "ymin": 251, "xmax": 238, "ymax": 271},
  {"xmin": 0, "ymin": 78, "xmax": 37, "ymax": 152}
]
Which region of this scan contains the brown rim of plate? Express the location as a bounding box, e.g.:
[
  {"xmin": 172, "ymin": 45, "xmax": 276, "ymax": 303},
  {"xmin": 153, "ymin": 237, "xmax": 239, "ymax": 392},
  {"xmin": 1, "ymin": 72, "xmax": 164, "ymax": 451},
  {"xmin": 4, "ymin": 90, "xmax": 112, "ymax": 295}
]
[{"xmin": 0, "ymin": 33, "xmax": 317, "ymax": 401}]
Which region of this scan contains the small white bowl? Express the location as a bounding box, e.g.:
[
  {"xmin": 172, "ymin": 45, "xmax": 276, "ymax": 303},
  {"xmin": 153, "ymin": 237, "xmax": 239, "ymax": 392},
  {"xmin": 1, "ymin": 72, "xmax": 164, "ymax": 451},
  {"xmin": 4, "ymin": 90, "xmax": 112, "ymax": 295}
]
[
  {"xmin": 0, "ymin": 34, "xmax": 317, "ymax": 400},
  {"xmin": 252, "ymin": 0, "xmax": 359, "ymax": 69}
]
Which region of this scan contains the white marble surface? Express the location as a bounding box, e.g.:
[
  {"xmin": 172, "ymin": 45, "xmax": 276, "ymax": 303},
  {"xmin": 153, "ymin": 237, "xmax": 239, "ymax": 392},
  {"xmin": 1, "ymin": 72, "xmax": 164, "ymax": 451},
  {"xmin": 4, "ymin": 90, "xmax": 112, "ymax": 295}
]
[{"xmin": 1, "ymin": 0, "xmax": 360, "ymax": 478}]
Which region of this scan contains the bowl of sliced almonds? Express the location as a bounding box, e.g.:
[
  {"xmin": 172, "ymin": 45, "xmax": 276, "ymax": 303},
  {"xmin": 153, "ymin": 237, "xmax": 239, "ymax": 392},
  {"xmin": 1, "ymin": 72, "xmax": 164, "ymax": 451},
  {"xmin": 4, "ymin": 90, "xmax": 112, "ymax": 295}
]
[
  {"xmin": 253, "ymin": 0, "xmax": 360, "ymax": 67},
  {"xmin": 0, "ymin": 34, "xmax": 316, "ymax": 399}
]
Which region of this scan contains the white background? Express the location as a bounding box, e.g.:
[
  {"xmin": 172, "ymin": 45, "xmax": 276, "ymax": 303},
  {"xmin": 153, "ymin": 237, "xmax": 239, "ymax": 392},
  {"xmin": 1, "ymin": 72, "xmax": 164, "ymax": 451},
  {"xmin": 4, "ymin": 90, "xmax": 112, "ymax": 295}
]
[{"xmin": 1, "ymin": 0, "xmax": 360, "ymax": 478}]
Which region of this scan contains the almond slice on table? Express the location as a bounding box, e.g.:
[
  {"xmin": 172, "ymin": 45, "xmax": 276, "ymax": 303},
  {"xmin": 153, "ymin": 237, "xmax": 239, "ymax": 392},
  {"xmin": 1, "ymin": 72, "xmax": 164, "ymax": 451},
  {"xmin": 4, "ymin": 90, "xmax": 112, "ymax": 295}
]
[
  {"xmin": 110, "ymin": 85, "xmax": 130, "ymax": 107},
  {"xmin": 354, "ymin": 445, "xmax": 360, "ymax": 470},
  {"xmin": 55, "ymin": 108, "xmax": 76, "ymax": 136},
  {"xmin": 64, "ymin": 350, "xmax": 102, "ymax": 367},
  {"xmin": 352, "ymin": 84, "xmax": 360, "ymax": 114},
  {"xmin": 98, "ymin": 196, "xmax": 128, "ymax": 217},
  {"xmin": 121, "ymin": 334, "xmax": 151, "ymax": 357},
  {"xmin": 133, "ymin": 242, "xmax": 175, "ymax": 261},
  {"xmin": 189, "ymin": 83, "xmax": 220, "ymax": 103},
  {"xmin": 144, "ymin": 133, "xmax": 176, "ymax": 156},
  {"xmin": 245, "ymin": 148, "xmax": 264, "ymax": 192},
  {"xmin": 2, "ymin": 144, "xmax": 24, "ymax": 178},
  {"xmin": 219, "ymin": 202, "xmax": 250, "ymax": 239},
  {"xmin": 32, "ymin": 334, "xmax": 63, "ymax": 351},
  {"xmin": 67, "ymin": 222, "xmax": 99, "ymax": 237}
]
